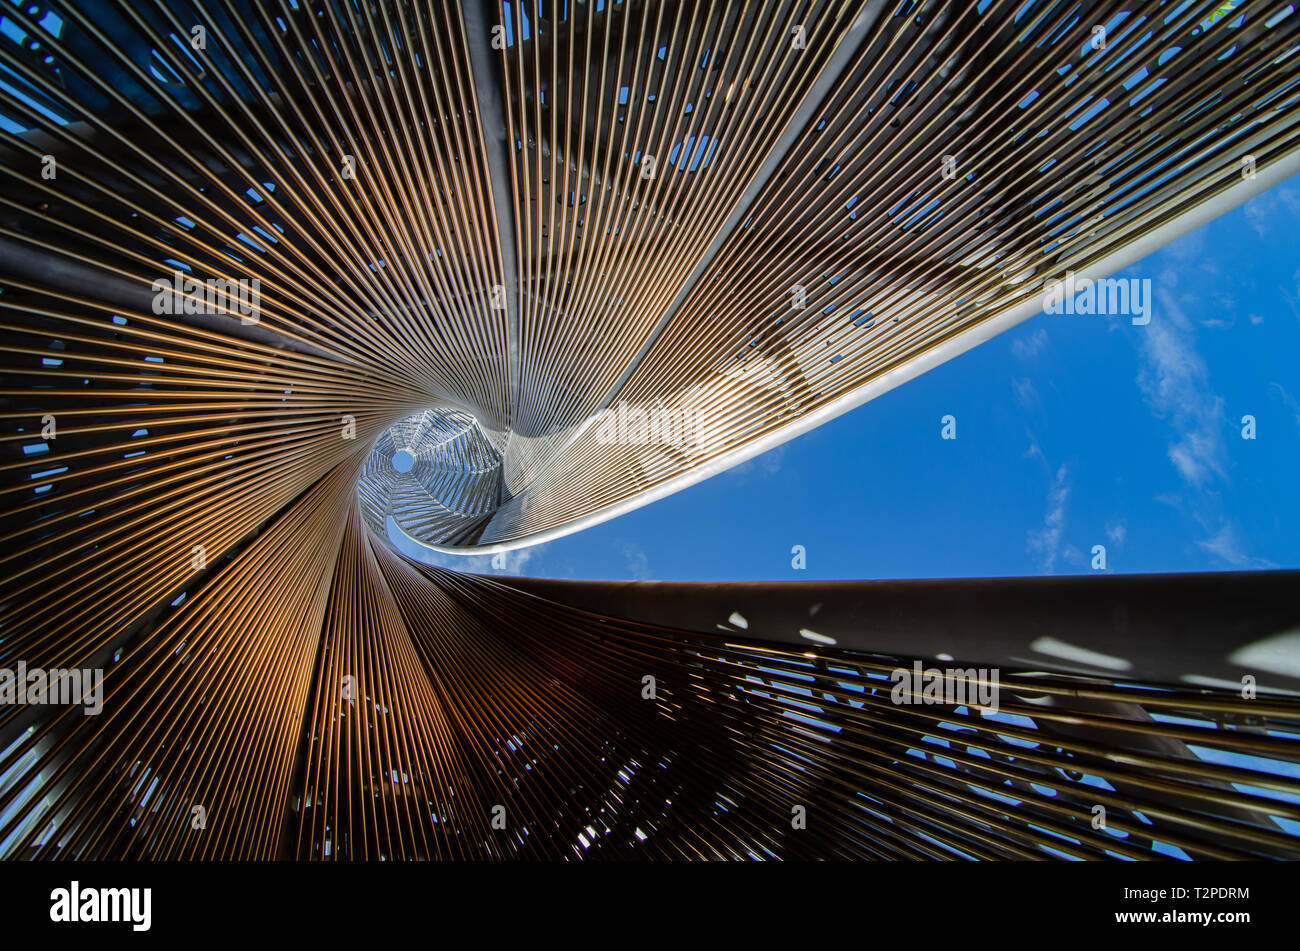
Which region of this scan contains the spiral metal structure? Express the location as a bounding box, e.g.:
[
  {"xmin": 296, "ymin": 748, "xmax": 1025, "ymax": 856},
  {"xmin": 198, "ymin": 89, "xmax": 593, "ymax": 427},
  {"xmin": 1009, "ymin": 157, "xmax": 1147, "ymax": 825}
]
[{"xmin": 2, "ymin": 0, "xmax": 1300, "ymax": 859}]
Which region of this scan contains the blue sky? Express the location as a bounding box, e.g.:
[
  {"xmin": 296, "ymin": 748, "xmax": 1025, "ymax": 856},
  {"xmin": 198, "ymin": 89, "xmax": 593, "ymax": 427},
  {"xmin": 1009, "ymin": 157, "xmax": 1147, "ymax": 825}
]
[{"xmin": 412, "ymin": 173, "xmax": 1300, "ymax": 582}]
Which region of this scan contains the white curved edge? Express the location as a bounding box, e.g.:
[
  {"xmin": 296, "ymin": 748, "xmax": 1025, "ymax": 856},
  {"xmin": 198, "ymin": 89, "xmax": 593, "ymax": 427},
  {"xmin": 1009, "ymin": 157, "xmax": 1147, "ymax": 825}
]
[{"xmin": 431, "ymin": 149, "xmax": 1300, "ymax": 555}]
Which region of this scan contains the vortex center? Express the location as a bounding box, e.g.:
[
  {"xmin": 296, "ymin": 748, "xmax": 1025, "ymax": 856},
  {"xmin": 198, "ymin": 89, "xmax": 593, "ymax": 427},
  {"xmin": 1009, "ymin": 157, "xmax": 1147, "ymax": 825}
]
[{"xmin": 391, "ymin": 449, "xmax": 415, "ymax": 474}]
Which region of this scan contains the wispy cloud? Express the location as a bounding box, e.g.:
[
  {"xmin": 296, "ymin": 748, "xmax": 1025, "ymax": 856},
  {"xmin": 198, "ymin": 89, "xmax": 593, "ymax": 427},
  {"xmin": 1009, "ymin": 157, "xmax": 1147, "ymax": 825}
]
[
  {"xmin": 1027, "ymin": 463, "xmax": 1069, "ymax": 573},
  {"xmin": 1196, "ymin": 521, "xmax": 1275, "ymax": 570},
  {"xmin": 1105, "ymin": 520, "xmax": 1127, "ymax": 547},
  {"xmin": 1011, "ymin": 326, "xmax": 1048, "ymax": 360},
  {"xmin": 620, "ymin": 541, "xmax": 652, "ymax": 580},
  {"xmin": 1136, "ymin": 287, "xmax": 1227, "ymax": 488},
  {"xmin": 1282, "ymin": 273, "xmax": 1300, "ymax": 324},
  {"xmin": 1271, "ymin": 381, "xmax": 1300, "ymax": 431},
  {"xmin": 1243, "ymin": 185, "xmax": 1300, "ymax": 239},
  {"xmin": 1135, "ymin": 250, "xmax": 1267, "ymax": 569},
  {"xmin": 1011, "ymin": 376, "xmax": 1040, "ymax": 411},
  {"xmin": 1244, "ymin": 199, "xmax": 1270, "ymax": 240}
]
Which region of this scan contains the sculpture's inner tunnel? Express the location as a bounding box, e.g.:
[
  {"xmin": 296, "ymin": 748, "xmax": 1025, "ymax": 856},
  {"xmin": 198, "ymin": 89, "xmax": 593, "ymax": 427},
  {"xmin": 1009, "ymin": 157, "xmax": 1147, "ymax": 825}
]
[{"xmin": 359, "ymin": 409, "xmax": 506, "ymax": 550}]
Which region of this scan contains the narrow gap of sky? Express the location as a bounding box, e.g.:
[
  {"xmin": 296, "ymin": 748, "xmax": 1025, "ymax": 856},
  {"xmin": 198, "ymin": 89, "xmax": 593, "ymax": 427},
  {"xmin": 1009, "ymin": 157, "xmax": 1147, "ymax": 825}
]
[{"xmin": 414, "ymin": 173, "xmax": 1300, "ymax": 581}]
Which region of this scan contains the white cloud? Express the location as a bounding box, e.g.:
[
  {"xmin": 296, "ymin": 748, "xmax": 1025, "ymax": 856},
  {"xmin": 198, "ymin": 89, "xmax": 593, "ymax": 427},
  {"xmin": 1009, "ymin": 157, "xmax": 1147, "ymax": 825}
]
[
  {"xmin": 1011, "ymin": 376, "xmax": 1039, "ymax": 410},
  {"xmin": 1105, "ymin": 520, "xmax": 1127, "ymax": 547},
  {"xmin": 1011, "ymin": 326, "xmax": 1048, "ymax": 360},
  {"xmin": 1027, "ymin": 463, "xmax": 1069, "ymax": 573},
  {"xmin": 1196, "ymin": 521, "xmax": 1275, "ymax": 570},
  {"xmin": 1135, "ymin": 288, "xmax": 1227, "ymax": 488},
  {"xmin": 1242, "ymin": 185, "xmax": 1300, "ymax": 239},
  {"xmin": 1135, "ymin": 250, "xmax": 1274, "ymax": 569},
  {"xmin": 1271, "ymin": 381, "xmax": 1300, "ymax": 430},
  {"xmin": 621, "ymin": 541, "xmax": 652, "ymax": 580},
  {"xmin": 1245, "ymin": 199, "xmax": 1270, "ymax": 240}
]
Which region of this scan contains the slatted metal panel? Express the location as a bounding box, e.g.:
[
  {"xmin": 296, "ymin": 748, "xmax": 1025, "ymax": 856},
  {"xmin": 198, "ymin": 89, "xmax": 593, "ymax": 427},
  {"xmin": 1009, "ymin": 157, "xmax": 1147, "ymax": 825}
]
[
  {"xmin": 2, "ymin": 487, "xmax": 1297, "ymax": 859},
  {"xmin": 1, "ymin": 1, "xmax": 1298, "ymax": 861}
]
